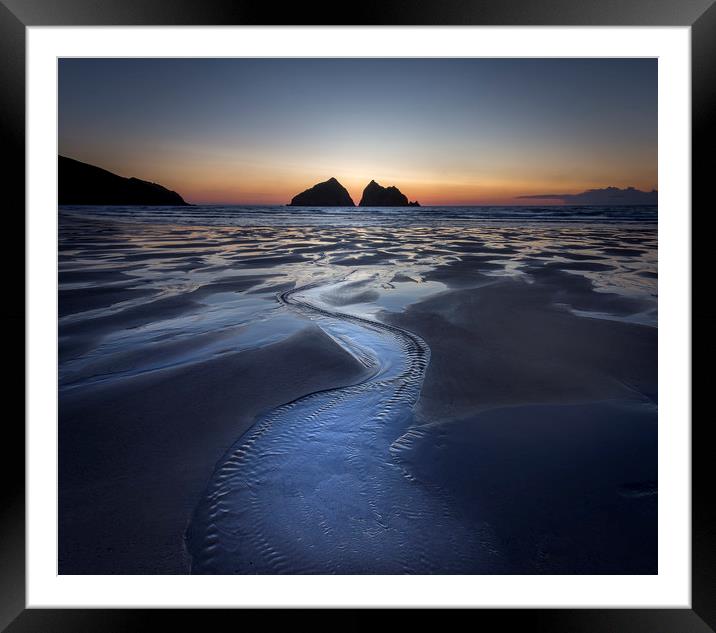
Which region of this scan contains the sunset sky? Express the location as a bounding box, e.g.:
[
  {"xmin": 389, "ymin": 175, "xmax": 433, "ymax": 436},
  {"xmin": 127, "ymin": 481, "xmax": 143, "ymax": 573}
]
[{"xmin": 58, "ymin": 58, "xmax": 657, "ymax": 205}]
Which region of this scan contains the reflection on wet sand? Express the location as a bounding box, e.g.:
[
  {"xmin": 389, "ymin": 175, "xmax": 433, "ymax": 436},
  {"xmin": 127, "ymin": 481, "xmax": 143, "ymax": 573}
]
[{"xmin": 59, "ymin": 208, "xmax": 657, "ymax": 574}]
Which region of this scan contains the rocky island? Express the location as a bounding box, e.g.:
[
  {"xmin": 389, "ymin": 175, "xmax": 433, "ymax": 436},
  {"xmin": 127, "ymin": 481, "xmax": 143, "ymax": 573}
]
[
  {"xmin": 288, "ymin": 177, "xmax": 355, "ymax": 207},
  {"xmin": 59, "ymin": 156, "xmax": 189, "ymax": 206},
  {"xmin": 359, "ymin": 180, "xmax": 420, "ymax": 207}
]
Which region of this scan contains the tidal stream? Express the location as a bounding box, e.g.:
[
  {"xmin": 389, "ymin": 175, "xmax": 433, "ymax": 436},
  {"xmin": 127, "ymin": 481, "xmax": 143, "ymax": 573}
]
[{"xmin": 186, "ymin": 274, "xmax": 491, "ymax": 573}]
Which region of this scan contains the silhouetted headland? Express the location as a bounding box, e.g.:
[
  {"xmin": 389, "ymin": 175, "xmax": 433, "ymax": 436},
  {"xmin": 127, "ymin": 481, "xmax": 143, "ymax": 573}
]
[
  {"xmin": 59, "ymin": 155, "xmax": 190, "ymax": 206},
  {"xmin": 288, "ymin": 177, "xmax": 355, "ymax": 207},
  {"xmin": 518, "ymin": 186, "xmax": 657, "ymax": 206},
  {"xmin": 359, "ymin": 180, "xmax": 419, "ymax": 207}
]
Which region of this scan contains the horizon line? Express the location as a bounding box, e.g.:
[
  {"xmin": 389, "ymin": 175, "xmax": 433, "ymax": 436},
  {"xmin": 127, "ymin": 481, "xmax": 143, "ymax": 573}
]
[
  {"xmin": 105, "ymin": 201, "xmax": 659, "ymax": 208},
  {"xmin": 58, "ymin": 155, "xmax": 658, "ymax": 208}
]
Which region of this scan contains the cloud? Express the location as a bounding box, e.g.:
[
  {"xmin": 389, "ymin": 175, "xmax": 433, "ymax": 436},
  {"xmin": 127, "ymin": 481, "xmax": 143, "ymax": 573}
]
[{"xmin": 518, "ymin": 186, "xmax": 657, "ymax": 205}]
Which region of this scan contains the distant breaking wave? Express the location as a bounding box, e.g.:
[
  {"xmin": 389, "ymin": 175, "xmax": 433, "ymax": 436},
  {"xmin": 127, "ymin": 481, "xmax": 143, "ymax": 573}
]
[{"xmin": 59, "ymin": 204, "xmax": 657, "ymax": 229}]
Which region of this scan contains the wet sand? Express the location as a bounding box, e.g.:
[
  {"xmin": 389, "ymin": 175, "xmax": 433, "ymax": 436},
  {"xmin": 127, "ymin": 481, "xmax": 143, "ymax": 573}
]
[
  {"xmin": 384, "ymin": 271, "xmax": 656, "ymax": 573},
  {"xmin": 59, "ymin": 326, "xmax": 370, "ymax": 573},
  {"xmin": 58, "ymin": 210, "xmax": 657, "ymax": 574},
  {"xmin": 386, "ymin": 268, "xmax": 656, "ymax": 420}
]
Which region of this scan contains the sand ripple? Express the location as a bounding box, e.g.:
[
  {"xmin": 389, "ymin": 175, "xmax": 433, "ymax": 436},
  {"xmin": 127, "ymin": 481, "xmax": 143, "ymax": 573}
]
[{"xmin": 186, "ymin": 275, "xmax": 493, "ymax": 574}]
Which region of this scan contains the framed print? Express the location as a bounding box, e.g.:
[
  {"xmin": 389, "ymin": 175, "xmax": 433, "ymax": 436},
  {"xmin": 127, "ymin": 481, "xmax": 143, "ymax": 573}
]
[{"xmin": 2, "ymin": 0, "xmax": 710, "ymax": 629}]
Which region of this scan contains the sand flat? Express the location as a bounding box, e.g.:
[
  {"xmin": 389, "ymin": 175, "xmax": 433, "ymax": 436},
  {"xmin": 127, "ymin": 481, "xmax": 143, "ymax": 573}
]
[
  {"xmin": 59, "ymin": 325, "xmax": 370, "ymax": 574},
  {"xmin": 59, "ymin": 207, "xmax": 657, "ymax": 574}
]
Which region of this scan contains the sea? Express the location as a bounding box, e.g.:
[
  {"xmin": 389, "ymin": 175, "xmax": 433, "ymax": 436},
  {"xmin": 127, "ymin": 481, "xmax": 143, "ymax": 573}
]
[{"xmin": 58, "ymin": 204, "xmax": 657, "ymax": 228}]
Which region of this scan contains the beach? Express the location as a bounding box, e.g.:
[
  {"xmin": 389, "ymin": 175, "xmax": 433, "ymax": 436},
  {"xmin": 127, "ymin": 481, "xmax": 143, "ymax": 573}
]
[{"xmin": 58, "ymin": 206, "xmax": 657, "ymax": 574}]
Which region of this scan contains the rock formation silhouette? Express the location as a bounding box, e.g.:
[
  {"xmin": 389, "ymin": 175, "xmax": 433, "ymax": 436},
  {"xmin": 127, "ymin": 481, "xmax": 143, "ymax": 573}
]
[
  {"xmin": 288, "ymin": 177, "xmax": 355, "ymax": 206},
  {"xmin": 58, "ymin": 156, "xmax": 189, "ymax": 205},
  {"xmin": 359, "ymin": 180, "xmax": 419, "ymax": 207}
]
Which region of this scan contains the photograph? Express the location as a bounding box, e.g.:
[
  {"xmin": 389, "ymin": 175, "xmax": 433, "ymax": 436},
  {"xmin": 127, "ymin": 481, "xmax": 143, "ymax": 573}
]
[
  {"xmin": 56, "ymin": 57, "xmax": 660, "ymax": 576},
  {"xmin": 0, "ymin": 0, "xmax": 708, "ymax": 622}
]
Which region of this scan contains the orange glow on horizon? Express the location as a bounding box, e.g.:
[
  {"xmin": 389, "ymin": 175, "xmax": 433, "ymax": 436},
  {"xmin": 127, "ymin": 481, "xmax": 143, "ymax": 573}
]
[
  {"xmin": 169, "ymin": 176, "xmax": 659, "ymax": 207},
  {"xmin": 65, "ymin": 149, "xmax": 657, "ymax": 207}
]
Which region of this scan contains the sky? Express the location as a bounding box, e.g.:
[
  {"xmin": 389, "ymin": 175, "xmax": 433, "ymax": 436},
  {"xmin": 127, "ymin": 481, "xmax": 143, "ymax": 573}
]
[{"xmin": 58, "ymin": 58, "xmax": 657, "ymax": 205}]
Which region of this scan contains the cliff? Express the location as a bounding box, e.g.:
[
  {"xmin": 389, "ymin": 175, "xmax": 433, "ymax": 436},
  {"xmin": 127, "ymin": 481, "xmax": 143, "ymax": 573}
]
[{"xmin": 58, "ymin": 156, "xmax": 190, "ymax": 206}]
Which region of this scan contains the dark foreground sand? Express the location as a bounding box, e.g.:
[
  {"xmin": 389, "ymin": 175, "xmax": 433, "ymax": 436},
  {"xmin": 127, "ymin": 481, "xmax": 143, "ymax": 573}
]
[
  {"xmin": 59, "ymin": 326, "xmax": 369, "ymax": 573},
  {"xmin": 384, "ymin": 265, "xmax": 656, "ymax": 573},
  {"xmin": 58, "ymin": 212, "xmax": 657, "ymax": 574}
]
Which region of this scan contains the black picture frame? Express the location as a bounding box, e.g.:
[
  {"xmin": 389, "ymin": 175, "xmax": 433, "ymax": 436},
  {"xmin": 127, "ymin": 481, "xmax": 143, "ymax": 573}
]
[{"xmin": 1, "ymin": 0, "xmax": 709, "ymax": 629}]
